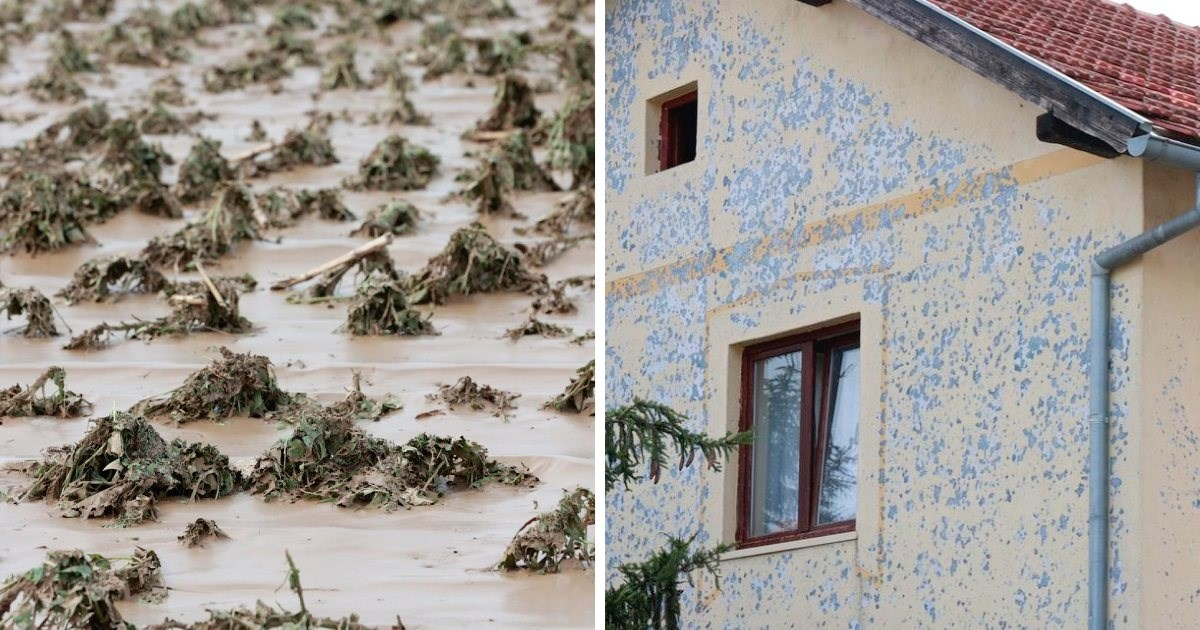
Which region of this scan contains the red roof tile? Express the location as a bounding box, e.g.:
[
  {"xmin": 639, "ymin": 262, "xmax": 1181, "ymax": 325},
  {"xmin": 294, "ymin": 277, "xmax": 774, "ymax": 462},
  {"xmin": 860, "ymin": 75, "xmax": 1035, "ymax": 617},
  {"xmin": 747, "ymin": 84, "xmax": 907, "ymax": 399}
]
[{"xmin": 927, "ymin": 0, "xmax": 1200, "ymax": 140}]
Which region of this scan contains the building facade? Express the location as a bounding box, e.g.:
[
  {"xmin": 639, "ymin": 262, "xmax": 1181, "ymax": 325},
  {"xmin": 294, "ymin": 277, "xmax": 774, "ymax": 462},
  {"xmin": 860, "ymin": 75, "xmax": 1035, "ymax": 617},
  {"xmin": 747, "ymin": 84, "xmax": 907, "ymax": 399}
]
[{"xmin": 605, "ymin": 0, "xmax": 1200, "ymax": 626}]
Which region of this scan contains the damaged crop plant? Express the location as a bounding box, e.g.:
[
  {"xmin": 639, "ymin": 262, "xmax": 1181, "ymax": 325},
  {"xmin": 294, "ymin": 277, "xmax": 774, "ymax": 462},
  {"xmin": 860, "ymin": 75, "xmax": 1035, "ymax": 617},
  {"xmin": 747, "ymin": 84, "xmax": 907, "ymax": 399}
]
[
  {"xmin": 407, "ymin": 222, "xmax": 543, "ymax": 305},
  {"xmin": 20, "ymin": 410, "xmax": 240, "ymax": 524},
  {"xmin": 0, "ymin": 548, "xmax": 164, "ymax": 628},
  {"xmin": 248, "ymin": 406, "xmax": 537, "ymax": 511}
]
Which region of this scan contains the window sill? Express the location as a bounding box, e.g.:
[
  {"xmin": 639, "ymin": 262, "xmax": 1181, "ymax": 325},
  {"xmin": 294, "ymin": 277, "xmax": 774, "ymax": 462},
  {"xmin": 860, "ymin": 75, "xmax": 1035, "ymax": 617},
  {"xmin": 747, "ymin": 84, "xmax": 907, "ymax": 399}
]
[{"xmin": 720, "ymin": 531, "xmax": 857, "ymax": 561}]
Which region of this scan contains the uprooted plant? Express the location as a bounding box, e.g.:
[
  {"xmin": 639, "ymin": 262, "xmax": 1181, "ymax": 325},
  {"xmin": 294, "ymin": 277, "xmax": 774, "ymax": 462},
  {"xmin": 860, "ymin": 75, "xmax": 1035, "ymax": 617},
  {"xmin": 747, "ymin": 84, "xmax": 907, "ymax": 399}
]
[
  {"xmin": 175, "ymin": 136, "xmax": 233, "ymax": 203},
  {"xmin": 0, "ymin": 548, "xmax": 164, "ymax": 629},
  {"xmin": 498, "ymin": 487, "xmax": 594, "ymax": 573},
  {"xmin": 146, "ymin": 552, "xmax": 372, "ymax": 629},
  {"xmin": 461, "ymin": 151, "xmax": 516, "ymax": 215},
  {"xmin": 344, "ymin": 134, "xmax": 440, "ymax": 191},
  {"xmin": 545, "ymin": 359, "xmax": 594, "ymax": 413},
  {"xmin": 406, "ymin": 222, "xmax": 544, "ymax": 305},
  {"xmin": 503, "ymin": 316, "xmax": 572, "ymax": 341},
  {"xmin": 57, "ymin": 255, "xmax": 168, "ymax": 304},
  {"xmin": 352, "ymin": 199, "xmax": 421, "ymax": 237},
  {"xmin": 142, "ymin": 183, "xmax": 263, "ymax": 268},
  {"xmin": 416, "ymin": 21, "xmax": 468, "ymax": 80},
  {"xmin": 64, "ymin": 277, "xmax": 252, "ymax": 350},
  {"xmin": 0, "ymin": 170, "xmax": 116, "ymax": 254},
  {"xmin": 20, "ymin": 410, "xmax": 241, "ymax": 523},
  {"xmin": 323, "ymin": 371, "xmax": 402, "ymax": 423},
  {"xmin": 472, "ymin": 73, "xmax": 540, "ymax": 135},
  {"xmin": 321, "ymin": 40, "xmax": 366, "ymax": 90},
  {"xmin": 530, "ymin": 187, "xmax": 595, "ymax": 235},
  {"xmin": 134, "ymin": 347, "xmax": 296, "ymax": 423},
  {"xmin": 178, "ymin": 518, "xmax": 229, "ymax": 548},
  {"xmin": 235, "ymin": 124, "xmax": 339, "ymax": 179},
  {"xmin": 548, "ymin": 87, "xmax": 595, "ymax": 190},
  {"xmin": 0, "ymin": 367, "xmax": 91, "ymax": 418},
  {"xmin": 248, "ymin": 410, "xmax": 537, "ymax": 511},
  {"xmin": 342, "ymin": 269, "xmax": 437, "ymax": 336},
  {"xmin": 428, "ymin": 375, "xmax": 520, "ymax": 419},
  {"xmin": 0, "ymin": 286, "xmax": 60, "ymax": 337}
]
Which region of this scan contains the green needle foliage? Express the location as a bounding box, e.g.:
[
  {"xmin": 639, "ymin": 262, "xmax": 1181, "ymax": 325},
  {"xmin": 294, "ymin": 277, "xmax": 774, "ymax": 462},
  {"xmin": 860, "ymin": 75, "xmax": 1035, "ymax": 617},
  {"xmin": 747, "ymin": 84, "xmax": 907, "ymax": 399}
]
[
  {"xmin": 605, "ymin": 534, "xmax": 729, "ymax": 630},
  {"xmin": 604, "ymin": 401, "xmax": 752, "ymax": 629},
  {"xmin": 605, "ymin": 399, "xmax": 750, "ymax": 491}
]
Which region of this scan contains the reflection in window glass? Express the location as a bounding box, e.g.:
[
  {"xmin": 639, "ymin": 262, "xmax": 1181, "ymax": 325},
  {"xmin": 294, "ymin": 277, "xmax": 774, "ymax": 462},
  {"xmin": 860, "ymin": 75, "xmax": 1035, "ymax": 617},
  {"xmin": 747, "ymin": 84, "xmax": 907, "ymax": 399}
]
[
  {"xmin": 817, "ymin": 346, "xmax": 859, "ymax": 525},
  {"xmin": 748, "ymin": 351, "xmax": 802, "ymax": 537}
]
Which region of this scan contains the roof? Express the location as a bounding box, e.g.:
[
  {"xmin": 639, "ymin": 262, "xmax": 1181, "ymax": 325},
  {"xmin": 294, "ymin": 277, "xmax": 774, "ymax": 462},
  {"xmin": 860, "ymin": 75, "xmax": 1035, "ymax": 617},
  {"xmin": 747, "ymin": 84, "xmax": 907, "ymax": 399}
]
[{"xmin": 927, "ymin": 0, "xmax": 1200, "ymax": 141}]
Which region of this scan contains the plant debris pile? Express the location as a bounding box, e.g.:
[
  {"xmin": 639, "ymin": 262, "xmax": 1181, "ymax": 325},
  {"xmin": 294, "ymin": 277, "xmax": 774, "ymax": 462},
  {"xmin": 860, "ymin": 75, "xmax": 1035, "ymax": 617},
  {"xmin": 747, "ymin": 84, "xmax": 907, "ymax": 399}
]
[
  {"xmin": 344, "ymin": 134, "xmax": 439, "ymax": 190},
  {"xmin": 428, "ymin": 375, "xmax": 519, "ymax": 419},
  {"xmin": 21, "ymin": 411, "xmax": 241, "ymax": 522},
  {"xmin": 503, "ymin": 316, "xmax": 571, "ymax": 341},
  {"xmin": 202, "ymin": 48, "xmax": 292, "ymax": 92},
  {"xmin": 0, "ymin": 171, "xmax": 115, "ymax": 253},
  {"xmin": 498, "ymin": 487, "xmax": 594, "ymax": 573},
  {"xmin": 178, "ymin": 518, "xmax": 229, "ymax": 548},
  {"xmin": 549, "ymin": 87, "xmax": 595, "ymax": 190},
  {"xmin": 0, "ymin": 286, "xmax": 59, "ymax": 337},
  {"xmin": 515, "ymin": 235, "xmax": 582, "ymax": 267},
  {"xmin": 236, "ymin": 125, "xmax": 339, "ymax": 179},
  {"xmin": 471, "ymin": 31, "xmax": 531, "ymax": 76},
  {"xmin": 351, "ymin": 199, "xmax": 420, "ymax": 237},
  {"xmin": 473, "ymin": 73, "xmax": 539, "ymax": 134},
  {"xmin": 175, "ymin": 136, "xmax": 233, "ymax": 203},
  {"xmin": 65, "ymin": 277, "xmax": 252, "ymax": 350},
  {"xmin": 462, "ymin": 152, "xmax": 516, "ymax": 216},
  {"xmin": 258, "ymin": 186, "xmax": 355, "ymax": 228},
  {"xmin": 370, "ymin": 59, "xmax": 430, "ymax": 125},
  {"xmin": 287, "ymin": 248, "xmax": 399, "ymax": 303},
  {"xmin": 546, "ymin": 360, "xmax": 594, "ymax": 413},
  {"xmin": 137, "ymin": 347, "xmax": 295, "ymax": 422},
  {"xmin": 531, "ymin": 187, "xmax": 594, "ymax": 235},
  {"xmin": 249, "ymin": 410, "xmax": 537, "ymax": 510},
  {"xmin": 342, "ymin": 269, "xmax": 437, "ymax": 336},
  {"xmin": 57, "ymin": 255, "xmax": 168, "ymax": 304},
  {"xmin": 146, "ymin": 552, "xmax": 371, "ymax": 629},
  {"xmin": 322, "ymin": 40, "xmax": 366, "ymax": 90},
  {"xmin": 407, "ymin": 222, "xmax": 543, "ymax": 305},
  {"xmin": 0, "ymin": 548, "xmax": 164, "ymax": 629},
  {"xmin": 0, "ymin": 367, "xmax": 91, "ymax": 418},
  {"xmin": 324, "ymin": 372, "xmax": 402, "ymax": 423},
  {"xmin": 500, "ymin": 130, "xmax": 559, "ymax": 191},
  {"xmin": 142, "ymin": 184, "xmax": 263, "ymax": 268},
  {"xmin": 416, "ymin": 21, "xmax": 467, "ymax": 79}
]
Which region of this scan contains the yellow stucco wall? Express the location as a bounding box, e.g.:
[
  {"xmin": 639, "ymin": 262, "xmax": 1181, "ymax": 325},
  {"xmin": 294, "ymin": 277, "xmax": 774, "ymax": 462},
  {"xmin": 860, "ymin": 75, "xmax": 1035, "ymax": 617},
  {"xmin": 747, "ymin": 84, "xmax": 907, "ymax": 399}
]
[{"xmin": 604, "ymin": 0, "xmax": 1193, "ymax": 626}]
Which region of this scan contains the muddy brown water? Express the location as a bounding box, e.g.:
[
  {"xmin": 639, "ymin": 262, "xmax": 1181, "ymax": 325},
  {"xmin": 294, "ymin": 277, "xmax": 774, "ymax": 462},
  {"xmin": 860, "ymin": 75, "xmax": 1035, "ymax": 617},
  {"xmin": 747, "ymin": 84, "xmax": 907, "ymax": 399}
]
[{"xmin": 0, "ymin": 2, "xmax": 595, "ymax": 627}]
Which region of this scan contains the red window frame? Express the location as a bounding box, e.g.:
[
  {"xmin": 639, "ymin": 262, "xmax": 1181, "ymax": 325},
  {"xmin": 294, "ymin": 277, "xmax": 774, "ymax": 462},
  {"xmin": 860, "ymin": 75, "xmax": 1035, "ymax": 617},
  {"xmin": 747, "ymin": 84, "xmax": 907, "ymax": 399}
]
[
  {"xmin": 736, "ymin": 320, "xmax": 860, "ymax": 548},
  {"xmin": 658, "ymin": 90, "xmax": 697, "ymax": 171}
]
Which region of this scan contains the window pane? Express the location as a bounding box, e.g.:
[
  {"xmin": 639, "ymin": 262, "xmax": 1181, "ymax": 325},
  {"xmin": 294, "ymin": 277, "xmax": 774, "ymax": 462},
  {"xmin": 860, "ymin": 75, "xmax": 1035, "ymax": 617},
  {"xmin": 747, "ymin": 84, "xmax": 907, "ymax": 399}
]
[
  {"xmin": 817, "ymin": 346, "xmax": 860, "ymax": 525},
  {"xmin": 748, "ymin": 350, "xmax": 802, "ymax": 537}
]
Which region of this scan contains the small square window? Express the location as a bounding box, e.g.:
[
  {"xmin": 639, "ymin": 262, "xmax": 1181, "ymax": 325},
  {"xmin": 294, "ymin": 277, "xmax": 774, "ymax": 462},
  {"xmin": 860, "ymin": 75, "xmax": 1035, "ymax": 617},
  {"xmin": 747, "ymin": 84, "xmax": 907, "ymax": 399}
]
[
  {"xmin": 736, "ymin": 320, "xmax": 860, "ymax": 548},
  {"xmin": 658, "ymin": 90, "xmax": 697, "ymax": 171}
]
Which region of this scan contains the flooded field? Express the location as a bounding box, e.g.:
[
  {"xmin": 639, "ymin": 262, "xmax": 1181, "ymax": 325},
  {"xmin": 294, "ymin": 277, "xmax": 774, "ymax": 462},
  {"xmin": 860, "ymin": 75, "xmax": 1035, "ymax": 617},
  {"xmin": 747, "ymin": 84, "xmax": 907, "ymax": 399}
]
[{"xmin": 0, "ymin": 0, "xmax": 595, "ymax": 626}]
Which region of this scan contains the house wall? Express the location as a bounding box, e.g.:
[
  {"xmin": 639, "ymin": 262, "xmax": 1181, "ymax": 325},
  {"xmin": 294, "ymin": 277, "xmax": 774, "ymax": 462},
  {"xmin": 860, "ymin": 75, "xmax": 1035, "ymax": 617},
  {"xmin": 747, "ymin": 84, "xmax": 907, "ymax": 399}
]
[
  {"xmin": 606, "ymin": 0, "xmax": 1159, "ymax": 626},
  {"xmin": 1139, "ymin": 163, "xmax": 1200, "ymax": 628}
]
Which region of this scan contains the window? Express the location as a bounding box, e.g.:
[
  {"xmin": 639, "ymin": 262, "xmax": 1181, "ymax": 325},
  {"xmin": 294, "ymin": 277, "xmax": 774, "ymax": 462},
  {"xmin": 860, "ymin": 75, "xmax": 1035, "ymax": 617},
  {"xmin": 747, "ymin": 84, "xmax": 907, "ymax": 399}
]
[
  {"xmin": 658, "ymin": 90, "xmax": 697, "ymax": 171},
  {"xmin": 736, "ymin": 321, "xmax": 860, "ymax": 547}
]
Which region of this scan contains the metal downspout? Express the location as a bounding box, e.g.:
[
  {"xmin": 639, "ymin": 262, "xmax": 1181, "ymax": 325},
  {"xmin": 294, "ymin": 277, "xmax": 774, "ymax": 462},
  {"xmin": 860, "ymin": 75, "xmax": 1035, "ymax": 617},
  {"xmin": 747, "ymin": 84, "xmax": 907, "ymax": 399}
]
[{"xmin": 1088, "ymin": 134, "xmax": 1200, "ymax": 629}]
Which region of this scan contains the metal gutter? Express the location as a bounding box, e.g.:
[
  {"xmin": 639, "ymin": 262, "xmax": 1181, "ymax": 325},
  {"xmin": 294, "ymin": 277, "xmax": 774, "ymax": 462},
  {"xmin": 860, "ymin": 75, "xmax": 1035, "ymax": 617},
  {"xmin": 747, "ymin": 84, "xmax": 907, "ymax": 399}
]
[{"xmin": 1087, "ymin": 167, "xmax": 1200, "ymax": 629}]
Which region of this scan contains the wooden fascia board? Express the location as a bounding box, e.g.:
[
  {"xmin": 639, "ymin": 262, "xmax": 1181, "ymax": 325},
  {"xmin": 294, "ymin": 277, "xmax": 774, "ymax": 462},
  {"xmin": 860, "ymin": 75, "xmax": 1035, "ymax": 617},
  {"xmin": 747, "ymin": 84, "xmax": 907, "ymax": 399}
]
[{"xmin": 844, "ymin": 0, "xmax": 1143, "ymax": 152}]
